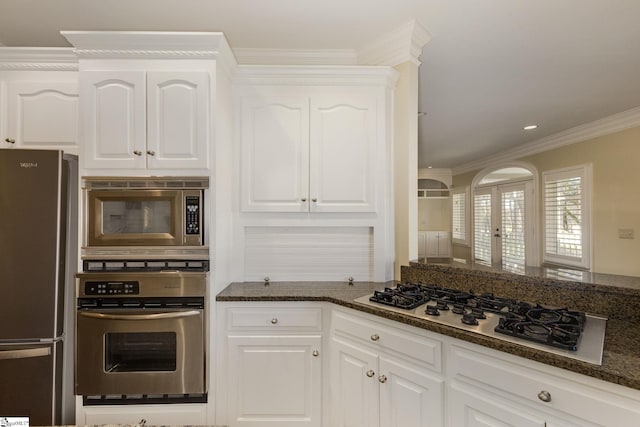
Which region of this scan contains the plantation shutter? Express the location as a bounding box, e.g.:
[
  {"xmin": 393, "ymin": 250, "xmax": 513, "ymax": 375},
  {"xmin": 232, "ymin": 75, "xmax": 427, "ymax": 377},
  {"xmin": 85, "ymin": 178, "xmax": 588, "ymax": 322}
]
[
  {"xmin": 474, "ymin": 192, "xmax": 492, "ymax": 264},
  {"xmin": 543, "ymin": 166, "xmax": 591, "ymax": 269},
  {"xmin": 501, "ymin": 187, "xmax": 525, "ymax": 270},
  {"xmin": 452, "ymin": 190, "xmax": 466, "ymax": 242}
]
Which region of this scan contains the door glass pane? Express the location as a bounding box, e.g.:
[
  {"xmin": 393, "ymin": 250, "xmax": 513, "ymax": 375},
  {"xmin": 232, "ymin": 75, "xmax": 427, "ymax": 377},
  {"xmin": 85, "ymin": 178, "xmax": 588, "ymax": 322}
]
[
  {"xmin": 105, "ymin": 332, "xmax": 176, "ymax": 372},
  {"xmin": 501, "ymin": 188, "xmax": 525, "ymax": 273},
  {"xmin": 474, "ymin": 193, "xmax": 492, "ymax": 265},
  {"xmin": 102, "ymin": 200, "xmax": 172, "ymax": 234}
]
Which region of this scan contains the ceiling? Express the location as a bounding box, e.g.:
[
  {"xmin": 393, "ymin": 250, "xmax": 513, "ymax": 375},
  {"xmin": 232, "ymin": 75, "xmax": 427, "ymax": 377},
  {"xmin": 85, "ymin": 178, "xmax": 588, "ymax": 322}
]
[{"xmin": 2, "ymin": 0, "xmax": 640, "ymax": 170}]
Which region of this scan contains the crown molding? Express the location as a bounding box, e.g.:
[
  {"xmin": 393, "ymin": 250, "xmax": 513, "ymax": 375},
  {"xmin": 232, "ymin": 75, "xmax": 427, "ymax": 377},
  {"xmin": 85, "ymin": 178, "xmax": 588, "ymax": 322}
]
[
  {"xmin": 61, "ymin": 31, "xmax": 235, "ymax": 62},
  {"xmin": 233, "ymin": 64, "xmax": 399, "ymax": 87},
  {"xmin": 233, "ymin": 48, "xmax": 357, "ymax": 65},
  {"xmin": 452, "ymin": 106, "xmax": 640, "ymax": 175},
  {"xmin": 357, "ymin": 19, "xmax": 431, "ymax": 66},
  {"xmin": 0, "ymin": 47, "xmax": 78, "ymax": 70}
]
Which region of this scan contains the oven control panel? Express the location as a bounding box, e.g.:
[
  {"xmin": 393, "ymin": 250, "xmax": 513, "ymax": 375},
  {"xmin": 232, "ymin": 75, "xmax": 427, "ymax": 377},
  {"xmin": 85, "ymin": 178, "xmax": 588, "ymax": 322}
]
[
  {"xmin": 185, "ymin": 196, "xmax": 200, "ymax": 235},
  {"xmin": 84, "ymin": 281, "xmax": 140, "ymax": 295}
]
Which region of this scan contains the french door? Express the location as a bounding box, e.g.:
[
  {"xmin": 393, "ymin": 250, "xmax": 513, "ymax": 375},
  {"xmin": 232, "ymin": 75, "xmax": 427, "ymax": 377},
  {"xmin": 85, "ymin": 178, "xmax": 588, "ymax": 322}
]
[{"xmin": 474, "ymin": 182, "xmax": 530, "ymax": 271}]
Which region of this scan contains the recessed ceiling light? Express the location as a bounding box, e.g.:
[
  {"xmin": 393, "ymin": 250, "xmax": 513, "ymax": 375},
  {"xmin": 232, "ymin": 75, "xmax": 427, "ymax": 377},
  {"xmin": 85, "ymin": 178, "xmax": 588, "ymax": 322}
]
[{"xmin": 523, "ymin": 125, "xmax": 538, "ymax": 130}]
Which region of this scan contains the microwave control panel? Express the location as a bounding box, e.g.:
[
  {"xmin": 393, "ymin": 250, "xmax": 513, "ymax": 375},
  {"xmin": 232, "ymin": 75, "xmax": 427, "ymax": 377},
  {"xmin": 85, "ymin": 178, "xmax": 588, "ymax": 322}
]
[{"xmin": 185, "ymin": 196, "xmax": 201, "ymax": 235}]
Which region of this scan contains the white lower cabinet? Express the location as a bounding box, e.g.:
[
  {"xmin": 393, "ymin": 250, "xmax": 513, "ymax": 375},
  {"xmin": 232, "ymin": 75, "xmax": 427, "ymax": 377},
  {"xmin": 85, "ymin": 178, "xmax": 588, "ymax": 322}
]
[
  {"xmin": 218, "ymin": 303, "xmax": 324, "ymax": 427},
  {"xmin": 75, "ymin": 397, "xmax": 207, "ymax": 425},
  {"xmin": 330, "ymin": 309, "xmax": 444, "ymax": 427},
  {"xmin": 447, "ymin": 343, "xmax": 640, "ymax": 427}
]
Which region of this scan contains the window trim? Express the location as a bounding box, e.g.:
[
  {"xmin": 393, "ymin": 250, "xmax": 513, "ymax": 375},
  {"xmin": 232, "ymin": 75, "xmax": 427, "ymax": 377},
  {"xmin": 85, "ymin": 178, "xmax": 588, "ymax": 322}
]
[
  {"xmin": 451, "ymin": 186, "xmax": 470, "ymax": 246},
  {"xmin": 542, "ymin": 164, "xmax": 593, "ymax": 270}
]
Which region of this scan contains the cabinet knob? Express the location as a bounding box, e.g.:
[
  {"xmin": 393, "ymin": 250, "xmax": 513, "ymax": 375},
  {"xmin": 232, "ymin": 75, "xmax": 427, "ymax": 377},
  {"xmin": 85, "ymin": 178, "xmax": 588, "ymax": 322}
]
[
  {"xmin": 147, "ymin": 150, "xmax": 156, "ymax": 156},
  {"xmin": 366, "ymin": 370, "xmax": 375, "ymax": 378},
  {"xmin": 271, "ymin": 318, "xmax": 278, "ymax": 324},
  {"xmin": 378, "ymin": 375, "xmax": 388, "ymax": 384},
  {"xmin": 312, "ymin": 350, "xmax": 319, "ymax": 357},
  {"xmin": 311, "ymin": 198, "xmax": 317, "ymax": 202},
  {"xmin": 370, "ymin": 334, "xmax": 380, "ymax": 342},
  {"xmin": 537, "ymin": 390, "xmax": 552, "ymax": 402},
  {"xmin": 301, "ymin": 198, "xmax": 307, "ymax": 202},
  {"xmin": 4, "ymin": 138, "xmax": 15, "ymax": 144},
  {"xmin": 133, "ymin": 150, "xmax": 142, "ymax": 156}
]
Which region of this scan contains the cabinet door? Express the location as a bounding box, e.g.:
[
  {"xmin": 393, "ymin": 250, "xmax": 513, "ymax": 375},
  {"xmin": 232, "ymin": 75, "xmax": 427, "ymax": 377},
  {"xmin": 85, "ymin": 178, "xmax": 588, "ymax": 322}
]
[
  {"xmin": 240, "ymin": 96, "xmax": 309, "ymax": 212},
  {"xmin": 147, "ymin": 71, "xmax": 209, "ymax": 169},
  {"xmin": 330, "ymin": 337, "xmax": 379, "ymax": 427},
  {"xmin": 80, "ymin": 71, "xmax": 146, "ymax": 169},
  {"xmin": 309, "ymin": 95, "xmax": 377, "ymax": 212},
  {"xmin": 448, "ymin": 382, "xmax": 545, "ymax": 427},
  {"xmin": 378, "ymin": 357, "xmax": 444, "ymax": 427},
  {"xmin": 437, "ymin": 231, "xmax": 451, "ymax": 257},
  {"xmin": 80, "ymin": 402, "xmax": 207, "ymax": 425},
  {"xmin": 417, "ymin": 232, "xmax": 427, "ymax": 258},
  {"xmin": 5, "ymin": 81, "xmax": 78, "ymax": 150},
  {"xmin": 227, "ymin": 335, "xmax": 322, "ymax": 426},
  {"xmin": 425, "ymin": 232, "xmax": 440, "ymax": 257}
]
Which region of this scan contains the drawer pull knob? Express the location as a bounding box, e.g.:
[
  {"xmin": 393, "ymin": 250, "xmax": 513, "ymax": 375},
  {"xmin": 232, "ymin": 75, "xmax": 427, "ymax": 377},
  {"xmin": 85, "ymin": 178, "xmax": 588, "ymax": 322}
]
[
  {"xmin": 312, "ymin": 350, "xmax": 319, "ymax": 357},
  {"xmin": 366, "ymin": 370, "xmax": 375, "ymax": 378},
  {"xmin": 370, "ymin": 334, "xmax": 380, "ymax": 342},
  {"xmin": 537, "ymin": 390, "xmax": 552, "ymax": 402},
  {"xmin": 378, "ymin": 375, "xmax": 388, "ymax": 384},
  {"xmin": 147, "ymin": 150, "xmax": 156, "ymax": 156},
  {"xmin": 133, "ymin": 150, "xmax": 142, "ymax": 156},
  {"xmin": 301, "ymin": 198, "xmax": 307, "ymax": 202},
  {"xmin": 271, "ymin": 318, "xmax": 278, "ymax": 324},
  {"xmin": 5, "ymin": 138, "xmax": 15, "ymax": 144}
]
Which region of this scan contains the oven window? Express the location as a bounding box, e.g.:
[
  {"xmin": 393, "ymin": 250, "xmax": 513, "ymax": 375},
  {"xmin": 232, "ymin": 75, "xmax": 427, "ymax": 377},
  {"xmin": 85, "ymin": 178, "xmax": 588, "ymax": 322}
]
[
  {"xmin": 104, "ymin": 332, "xmax": 176, "ymax": 372},
  {"xmin": 102, "ymin": 200, "xmax": 172, "ymax": 234}
]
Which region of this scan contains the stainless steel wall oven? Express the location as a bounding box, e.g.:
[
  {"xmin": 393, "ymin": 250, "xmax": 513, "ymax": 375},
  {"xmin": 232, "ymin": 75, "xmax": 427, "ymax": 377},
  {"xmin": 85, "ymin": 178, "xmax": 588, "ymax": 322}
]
[{"xmin": 75, "ymin": 271, "xmax": 207, "ymax": 405}]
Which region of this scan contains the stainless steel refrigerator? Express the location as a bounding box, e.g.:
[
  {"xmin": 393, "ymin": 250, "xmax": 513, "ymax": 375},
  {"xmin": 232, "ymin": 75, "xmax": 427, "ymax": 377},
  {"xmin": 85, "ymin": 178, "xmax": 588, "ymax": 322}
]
[{"xmin": 0, "ymin": 149, "xmax": 77, "ymax": 425}]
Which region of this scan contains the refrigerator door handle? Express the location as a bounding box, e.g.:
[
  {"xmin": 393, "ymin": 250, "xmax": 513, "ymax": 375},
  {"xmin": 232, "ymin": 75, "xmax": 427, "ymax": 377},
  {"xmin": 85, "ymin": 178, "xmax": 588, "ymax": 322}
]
[{"xmin": 0, "ymin": 346, "xmax": 51, "ymax": 360}]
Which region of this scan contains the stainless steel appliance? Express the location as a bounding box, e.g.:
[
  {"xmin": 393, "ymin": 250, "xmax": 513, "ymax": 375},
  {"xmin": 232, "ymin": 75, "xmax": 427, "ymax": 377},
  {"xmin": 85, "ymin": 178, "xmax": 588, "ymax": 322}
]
[
  {"xmin": 82, "ymin": 176, "xmax": 208, "ymax": 261},
  {"xmin": 356, "ymin": 282, "xmax": 607, "ymax": 365},
  {"xmin": 0, "ymin": 149, "xmax": 77, "ymax": 425},
  {"xmin": 75, "ymin": 271, "xmax": 206, "ymax": 403}
]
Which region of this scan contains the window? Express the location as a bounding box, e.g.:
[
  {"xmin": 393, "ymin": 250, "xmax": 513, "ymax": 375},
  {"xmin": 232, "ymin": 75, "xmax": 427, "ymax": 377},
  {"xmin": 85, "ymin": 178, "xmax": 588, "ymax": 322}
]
[
  {"xmin": 452, "ymin": 186, "xmax": 469, "ymax": 245},
  {"xmin": 543, "ymin": 165, "xmax": 592, "ymax": 270}
]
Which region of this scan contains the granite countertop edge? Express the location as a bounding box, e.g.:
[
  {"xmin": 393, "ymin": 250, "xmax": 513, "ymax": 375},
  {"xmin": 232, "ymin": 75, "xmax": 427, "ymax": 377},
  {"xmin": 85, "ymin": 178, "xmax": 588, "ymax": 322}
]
[{"xmin": 216, "ymin": 281, "xmax": 640, "ymax": 392}]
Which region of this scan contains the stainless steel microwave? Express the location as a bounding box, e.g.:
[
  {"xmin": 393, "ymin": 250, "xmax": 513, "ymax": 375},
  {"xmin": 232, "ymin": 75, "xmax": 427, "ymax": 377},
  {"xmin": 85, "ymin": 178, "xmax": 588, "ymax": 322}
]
[{"xmin": 82, "ymin": 177, "xmax": 208, "ymax": 260}]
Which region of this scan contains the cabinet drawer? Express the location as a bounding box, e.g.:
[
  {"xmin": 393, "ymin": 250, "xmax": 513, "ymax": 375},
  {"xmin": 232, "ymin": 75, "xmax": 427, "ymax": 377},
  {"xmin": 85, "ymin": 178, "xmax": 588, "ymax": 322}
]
[
  {"xmin": 449, "ymin": 344, "xmax": 640, "ymax": 426},
  {"xmin": 226, "ymin": 306, "xmax": 323, "ymax": 332},
  {"xmin": 332, "ymin": 309, "xmax": 442, "ymax": 372}
]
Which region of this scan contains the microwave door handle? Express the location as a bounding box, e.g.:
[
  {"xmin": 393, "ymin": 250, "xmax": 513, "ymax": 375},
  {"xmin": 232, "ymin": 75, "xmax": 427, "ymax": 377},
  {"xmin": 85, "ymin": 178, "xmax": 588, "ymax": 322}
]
[
  {"xmin": 0, "ymin": 346, "xmax": 51, "ymax": 360},
  {"xmin": 78, "ymin": 310, "xmax": 201, "ymax": 321}
]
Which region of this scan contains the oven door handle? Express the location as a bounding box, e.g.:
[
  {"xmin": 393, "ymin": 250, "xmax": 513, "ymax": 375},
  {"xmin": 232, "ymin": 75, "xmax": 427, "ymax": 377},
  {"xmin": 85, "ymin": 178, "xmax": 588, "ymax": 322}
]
[
  {"xmin": 0, "ymin": 346, "xmax": 51, "ymax": 360},
  {"xmin": 78, "ymin": 310, "xmax": 201, "ymax": 321}
]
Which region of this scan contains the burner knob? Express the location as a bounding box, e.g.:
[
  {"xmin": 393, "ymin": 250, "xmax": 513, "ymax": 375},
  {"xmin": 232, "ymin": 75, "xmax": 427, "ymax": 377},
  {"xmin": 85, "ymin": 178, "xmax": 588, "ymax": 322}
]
[
  {"xmin": 537, "ymin": 390, "xmax": 552, "ymax": 402},
  {"xmin": 366, "ymin": 370, "xmax": 375, "ymax": 378},
  {"xmin": 370, "ymin": 334, "xmax": 380, "ymax": 342}
]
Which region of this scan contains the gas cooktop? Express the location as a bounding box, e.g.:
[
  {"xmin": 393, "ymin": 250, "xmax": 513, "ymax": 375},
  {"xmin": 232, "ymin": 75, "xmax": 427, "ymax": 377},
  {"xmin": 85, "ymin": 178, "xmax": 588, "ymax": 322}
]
[{"xmin": 355, "ymin": 282, "xmax": 607, "ymax": 365}]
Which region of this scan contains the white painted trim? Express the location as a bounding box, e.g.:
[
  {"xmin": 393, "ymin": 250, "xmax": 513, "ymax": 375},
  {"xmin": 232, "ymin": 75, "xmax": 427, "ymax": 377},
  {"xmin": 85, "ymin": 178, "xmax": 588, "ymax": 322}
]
[
  {"xmin": 453, "ymin": 106, "xmax": 640, "ymax": 175},
  {"xmin": 0, "ymin": 47, "xmax": 78, "ymax": 70},
  {"xmin": 232, "ymin": 48, "xmax": 357, "ymax": 65},
  {"xmin": 357, "ymin": 19, "xmax": 431, "ymax": 66},
  {"xmin": 232, "ymin": 65, "xmax": 399, "ymax": 88},
  {"xmin": 418, "ymin": 168, "xmax": 453, "ymax": 186}
]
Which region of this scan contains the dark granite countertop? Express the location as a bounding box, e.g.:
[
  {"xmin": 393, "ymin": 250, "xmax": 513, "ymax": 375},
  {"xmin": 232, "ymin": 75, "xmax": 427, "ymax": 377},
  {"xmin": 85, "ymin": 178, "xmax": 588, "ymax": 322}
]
[{"xmin": 217, "ymin": 279, "xmax": 640, "ymax": 391}]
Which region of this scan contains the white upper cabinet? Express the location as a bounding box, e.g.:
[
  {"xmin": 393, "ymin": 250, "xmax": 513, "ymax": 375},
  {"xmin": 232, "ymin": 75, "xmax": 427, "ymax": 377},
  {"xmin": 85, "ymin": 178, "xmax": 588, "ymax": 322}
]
[
  {"xmin": 4, "ymin": 81, "xmax": 78, "ymax": 151},
  {"xmin": 81, "ymin": 70, "xmax": 209, "ymax": 170},
  {"xmin": 240, "ymin": 91, "xmax": 378, "ymax": 213}
]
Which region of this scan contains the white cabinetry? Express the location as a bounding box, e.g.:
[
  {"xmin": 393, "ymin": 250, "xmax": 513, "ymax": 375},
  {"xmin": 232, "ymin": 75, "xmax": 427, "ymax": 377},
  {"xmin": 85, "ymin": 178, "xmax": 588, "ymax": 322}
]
[
  {"xmin": 75, "ymin": 397, "xmax": 207, "ymax": 425},
  {"xmin": 330, "ymin": 308, "xmax": 444, "ymax": 427},
  {"xmin": 0, "ymin": 49, "xmax": 79, "ymax": 152},
  {"xmin": 240, "ymin": 92, "xmax": 378, "ymax": 213},
  {"xmin": 418, "ymin": 231, "xmax": 451, "ymax": 258},
  {"xmin": 80, "ymin": 70, "xmax": 209, "ymax": 170},
  {"xmin": 447, "ymin": 343, "xmax": 640, "ymax": 427},
  {"xmin": 218, "ymin": 303, "xmax": 324, "ymax": 426}
]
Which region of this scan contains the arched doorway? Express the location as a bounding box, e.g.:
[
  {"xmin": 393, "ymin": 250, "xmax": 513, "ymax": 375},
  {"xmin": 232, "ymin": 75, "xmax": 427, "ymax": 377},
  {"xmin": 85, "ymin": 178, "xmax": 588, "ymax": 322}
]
[{"xmin": 471, "ymin": 163, "xmax": 538, "ymax": 272}]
